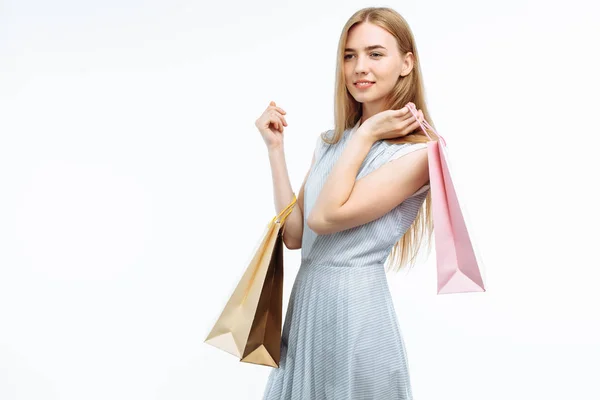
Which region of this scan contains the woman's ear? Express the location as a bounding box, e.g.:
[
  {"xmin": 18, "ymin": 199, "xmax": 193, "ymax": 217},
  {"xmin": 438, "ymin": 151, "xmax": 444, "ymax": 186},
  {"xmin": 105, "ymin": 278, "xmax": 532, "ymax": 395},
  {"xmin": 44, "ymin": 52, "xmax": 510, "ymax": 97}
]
[{"xmin": 400, "ymin": 52, "xmax": 415, "ymax": 77}]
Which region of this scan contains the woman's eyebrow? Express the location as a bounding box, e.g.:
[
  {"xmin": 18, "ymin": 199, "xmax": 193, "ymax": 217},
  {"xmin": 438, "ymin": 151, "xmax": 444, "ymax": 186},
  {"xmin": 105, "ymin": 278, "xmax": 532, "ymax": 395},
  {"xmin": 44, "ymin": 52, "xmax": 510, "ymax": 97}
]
[{"xmin": 344, "ymin": 45, "xmax": 387, "ymax": 52}]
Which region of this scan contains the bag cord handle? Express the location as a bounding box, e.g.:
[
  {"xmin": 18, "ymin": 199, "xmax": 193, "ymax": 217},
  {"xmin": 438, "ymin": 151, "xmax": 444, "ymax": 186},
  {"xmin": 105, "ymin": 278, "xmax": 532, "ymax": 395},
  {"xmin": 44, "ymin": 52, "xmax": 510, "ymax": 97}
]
[
  {"xmin": 407, "ymin": 104, "xmax": 447, "ymax": 147},
  {"xmin": 271, "ymin": 194, "xmax": 297, "ymax": 225}
]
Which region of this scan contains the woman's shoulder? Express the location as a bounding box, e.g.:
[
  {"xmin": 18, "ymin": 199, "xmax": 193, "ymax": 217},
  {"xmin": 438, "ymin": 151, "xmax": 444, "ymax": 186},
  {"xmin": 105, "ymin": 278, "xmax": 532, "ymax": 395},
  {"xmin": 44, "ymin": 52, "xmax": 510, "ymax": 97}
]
[
  {"xmin": 318, "ymin": 128, "xmax": 336, "ymax": 141},
  {"xmin": 385, "ymin": 141, "xmax": 428, "ymax": 162},
  {"xmin": 314, "ymin": 129, "xmax": 337, "ymax": 149},
  {"xmin": 312, "ymin": 129, "xmax": 334, "ymax": 160}
]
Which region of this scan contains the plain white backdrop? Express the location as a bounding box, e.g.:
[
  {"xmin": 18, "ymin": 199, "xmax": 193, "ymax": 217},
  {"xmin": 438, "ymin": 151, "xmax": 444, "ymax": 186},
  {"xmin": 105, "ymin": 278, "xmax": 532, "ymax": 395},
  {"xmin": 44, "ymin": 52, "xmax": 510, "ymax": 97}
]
[{"xmin": 1, "ymin": 0, "xmax": 599, "ymax": 399}]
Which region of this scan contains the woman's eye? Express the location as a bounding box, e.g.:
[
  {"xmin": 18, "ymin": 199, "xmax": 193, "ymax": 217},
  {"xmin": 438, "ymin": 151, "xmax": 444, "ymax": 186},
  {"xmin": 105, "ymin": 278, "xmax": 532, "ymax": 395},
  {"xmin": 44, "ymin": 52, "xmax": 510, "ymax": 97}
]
[{"xmin": 343, "ymin": 53, "xmax": 382, "ymax": 60}]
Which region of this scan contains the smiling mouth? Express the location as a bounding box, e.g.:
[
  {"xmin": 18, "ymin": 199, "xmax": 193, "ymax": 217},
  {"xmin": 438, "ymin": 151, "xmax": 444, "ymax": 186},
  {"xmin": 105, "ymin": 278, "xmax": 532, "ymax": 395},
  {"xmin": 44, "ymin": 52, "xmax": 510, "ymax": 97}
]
[{"xmin": 354, "ymin": 82, "xmax": 375, "ymax": 88}]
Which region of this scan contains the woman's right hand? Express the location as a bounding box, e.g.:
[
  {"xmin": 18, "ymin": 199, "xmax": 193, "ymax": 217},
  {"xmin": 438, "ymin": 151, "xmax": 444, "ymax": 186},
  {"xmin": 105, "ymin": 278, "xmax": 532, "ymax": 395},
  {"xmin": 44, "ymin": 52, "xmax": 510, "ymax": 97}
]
[{"xmin": 255, "ymin": 101, "xmax": 288, "ymax": 150}]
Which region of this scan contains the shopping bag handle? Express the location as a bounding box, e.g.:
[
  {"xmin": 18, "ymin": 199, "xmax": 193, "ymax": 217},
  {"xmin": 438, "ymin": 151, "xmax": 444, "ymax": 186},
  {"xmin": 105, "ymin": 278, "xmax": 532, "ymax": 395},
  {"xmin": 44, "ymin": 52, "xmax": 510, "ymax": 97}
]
[
  {"xmin": 406, "ymin": 104, "xmax": 447, "ymax": 147},
  {"xmin": 271, "ymin": 194, "xmax": 297, "ymax": 225},
  {"xmin": 240, "ymin": 194, "xmax": 298, "ymax": 305}
]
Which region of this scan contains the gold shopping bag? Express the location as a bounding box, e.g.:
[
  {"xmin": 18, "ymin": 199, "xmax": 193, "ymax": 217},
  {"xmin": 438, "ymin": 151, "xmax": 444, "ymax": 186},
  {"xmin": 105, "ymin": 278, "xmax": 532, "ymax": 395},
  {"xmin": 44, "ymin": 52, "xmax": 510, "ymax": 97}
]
[{"xmin": 204, "ymin": 195, "xmax": 297, "ymax": 368}]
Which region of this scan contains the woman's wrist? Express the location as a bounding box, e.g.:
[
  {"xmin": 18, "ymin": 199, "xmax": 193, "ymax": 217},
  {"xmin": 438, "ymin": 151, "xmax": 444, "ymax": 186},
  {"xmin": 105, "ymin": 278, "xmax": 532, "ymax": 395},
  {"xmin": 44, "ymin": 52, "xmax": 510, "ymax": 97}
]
[
  {"xmin": 355, "ymin": 126, "xmax": 377, "ymax": 145},
  {"xmin": 267, "ymin": 143, "xmax": 284, "ymax": 154}
]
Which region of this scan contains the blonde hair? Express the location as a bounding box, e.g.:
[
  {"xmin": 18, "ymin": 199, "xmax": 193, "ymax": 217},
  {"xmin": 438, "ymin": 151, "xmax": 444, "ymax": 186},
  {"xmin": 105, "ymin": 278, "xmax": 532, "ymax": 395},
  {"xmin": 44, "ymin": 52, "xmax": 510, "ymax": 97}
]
[{"xmin": 325, "ymin": 7, "xmax": 440, "ymax": 273}]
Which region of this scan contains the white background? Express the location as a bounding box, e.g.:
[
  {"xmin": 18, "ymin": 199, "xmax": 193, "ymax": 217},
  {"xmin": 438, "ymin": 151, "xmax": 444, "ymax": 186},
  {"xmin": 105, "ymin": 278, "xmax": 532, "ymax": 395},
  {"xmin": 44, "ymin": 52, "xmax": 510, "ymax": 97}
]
[{"xmin": 1, "ymin": 0, "xmax": 599, "ymax": 399}]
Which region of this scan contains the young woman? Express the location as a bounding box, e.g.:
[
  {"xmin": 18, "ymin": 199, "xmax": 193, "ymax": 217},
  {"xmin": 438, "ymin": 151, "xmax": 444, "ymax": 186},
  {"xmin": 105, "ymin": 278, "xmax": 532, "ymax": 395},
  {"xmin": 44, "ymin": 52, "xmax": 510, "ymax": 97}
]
[{"xmin": 255, "ymin": 7, "xmax": 440, "ymax": 400}]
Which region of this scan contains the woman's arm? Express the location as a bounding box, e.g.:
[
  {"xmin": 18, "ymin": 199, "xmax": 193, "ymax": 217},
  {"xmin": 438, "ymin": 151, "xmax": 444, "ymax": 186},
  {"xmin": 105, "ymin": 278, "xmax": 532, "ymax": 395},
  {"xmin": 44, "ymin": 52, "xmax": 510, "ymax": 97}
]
[
  {"xmin": 307, "ymin": 133, "xmax": 428, "ymax": 235},
  {"xmin": 268, "ymin": 146, "xmax": 316, "ymax": 250}
]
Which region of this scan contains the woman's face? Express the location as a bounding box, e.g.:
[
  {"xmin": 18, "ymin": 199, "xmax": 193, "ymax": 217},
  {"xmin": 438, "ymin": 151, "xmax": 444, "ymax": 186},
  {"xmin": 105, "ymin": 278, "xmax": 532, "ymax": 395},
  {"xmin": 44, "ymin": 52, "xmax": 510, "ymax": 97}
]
[{"xmin": 343, "ymin": 22, "xmax": 412, "ymax": 118}]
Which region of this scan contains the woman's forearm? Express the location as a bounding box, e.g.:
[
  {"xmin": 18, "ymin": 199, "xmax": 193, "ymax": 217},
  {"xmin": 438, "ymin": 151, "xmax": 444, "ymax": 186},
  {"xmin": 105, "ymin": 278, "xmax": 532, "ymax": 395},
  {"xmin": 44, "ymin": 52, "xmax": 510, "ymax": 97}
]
[
  {"xmin": 308, "ymin": 132, "xmax": 375, "ymax": 230},
  {"xmin": 268, "ymin": 146, "xmax": 303, "ymax": 249}
]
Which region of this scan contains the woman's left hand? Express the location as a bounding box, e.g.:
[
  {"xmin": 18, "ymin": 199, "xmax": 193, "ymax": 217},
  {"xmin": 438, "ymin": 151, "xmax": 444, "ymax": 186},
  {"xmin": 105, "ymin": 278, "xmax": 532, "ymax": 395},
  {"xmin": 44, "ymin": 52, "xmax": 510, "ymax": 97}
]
[{"xmin": 357, "ymin": 102, "xmax": 424, "ymax": 142}]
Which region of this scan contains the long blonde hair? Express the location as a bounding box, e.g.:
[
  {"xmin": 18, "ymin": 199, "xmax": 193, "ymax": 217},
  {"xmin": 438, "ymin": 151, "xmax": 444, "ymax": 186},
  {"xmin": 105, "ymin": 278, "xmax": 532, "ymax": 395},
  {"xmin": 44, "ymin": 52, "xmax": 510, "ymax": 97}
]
[{"xmin": 325, "ymin": 7, "xmax": 440, "ymax": 273}]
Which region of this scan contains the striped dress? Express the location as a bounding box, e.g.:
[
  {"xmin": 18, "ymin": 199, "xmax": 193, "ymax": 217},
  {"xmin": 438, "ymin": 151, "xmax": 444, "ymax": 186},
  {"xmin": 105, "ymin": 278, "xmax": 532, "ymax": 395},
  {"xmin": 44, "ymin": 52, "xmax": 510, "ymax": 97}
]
[{"xmin": 262, "ymin": 120, "xmax": 430, "ymax": 400}]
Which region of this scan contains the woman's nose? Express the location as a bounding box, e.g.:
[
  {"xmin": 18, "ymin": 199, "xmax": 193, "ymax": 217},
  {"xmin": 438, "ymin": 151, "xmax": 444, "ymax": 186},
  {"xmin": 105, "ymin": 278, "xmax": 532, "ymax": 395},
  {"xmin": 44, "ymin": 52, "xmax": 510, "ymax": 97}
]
[{"xmin": 354, "ymin": 55, "xmax": 369, "ymax": 74}]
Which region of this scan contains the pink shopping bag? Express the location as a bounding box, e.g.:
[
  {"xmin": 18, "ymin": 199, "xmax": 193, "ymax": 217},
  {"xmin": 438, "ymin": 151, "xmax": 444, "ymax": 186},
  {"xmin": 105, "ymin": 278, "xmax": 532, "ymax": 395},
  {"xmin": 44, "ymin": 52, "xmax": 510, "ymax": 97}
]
[{"xmin": 407, "ymin": 104, "xmax": 486, "ymax": 295}]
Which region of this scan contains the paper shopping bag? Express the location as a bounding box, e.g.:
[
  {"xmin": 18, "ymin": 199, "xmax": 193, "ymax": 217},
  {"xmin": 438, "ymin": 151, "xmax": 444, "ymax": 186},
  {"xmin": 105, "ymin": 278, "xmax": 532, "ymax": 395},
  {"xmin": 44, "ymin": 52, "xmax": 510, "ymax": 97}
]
[
  {"xmin": 407, "ymin": 104, "xmax": 486, "ymax": 294},
  {"xmin": 204, "ymin": 195, "xmax": 296, "ymax": 367},
  {"xmin": 240, "ymin": 225, "xmax": 285, "ymax": 366}
]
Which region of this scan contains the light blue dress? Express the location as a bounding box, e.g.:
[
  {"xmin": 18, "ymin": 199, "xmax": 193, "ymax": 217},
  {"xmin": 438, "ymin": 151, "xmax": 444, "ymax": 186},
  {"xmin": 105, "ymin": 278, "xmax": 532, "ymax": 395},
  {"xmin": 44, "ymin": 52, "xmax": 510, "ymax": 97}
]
[{"xmin": 263, "ymin": 121, "xmax": 430, "ymax": 400}]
